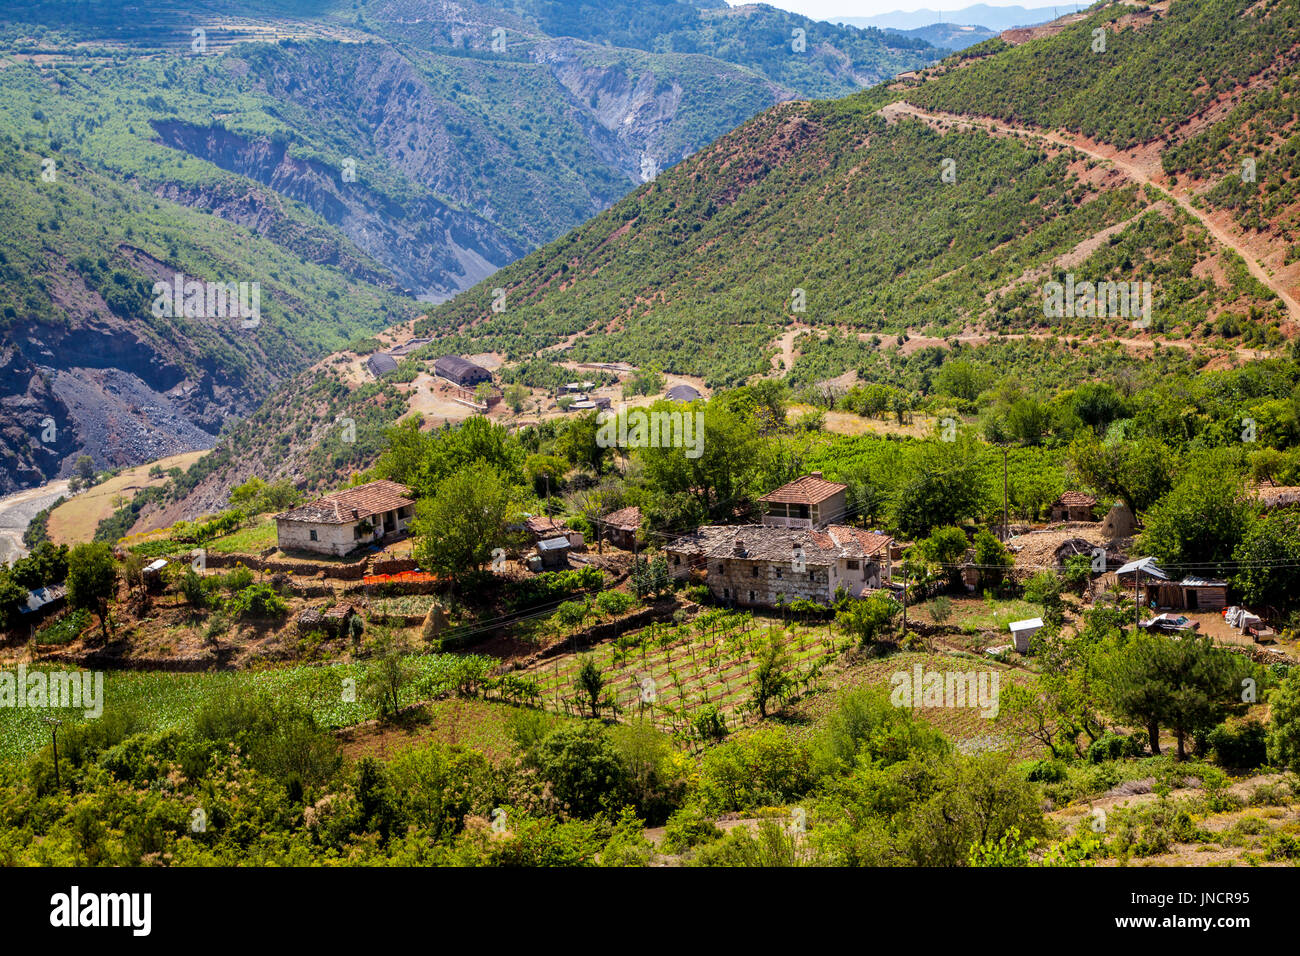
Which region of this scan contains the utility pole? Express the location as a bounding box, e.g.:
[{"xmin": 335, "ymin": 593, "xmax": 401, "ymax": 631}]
[
  {"xmin": 1002, "ymin": 445, "xmax": 1010, "ymax": 542},
  {"xmin": 1135, "ymin": 565, "xmax": 1142, "ymax": 632},
  {"xmin": 45, "ymin": 717, "xmax": 62, "ymax": 789}
]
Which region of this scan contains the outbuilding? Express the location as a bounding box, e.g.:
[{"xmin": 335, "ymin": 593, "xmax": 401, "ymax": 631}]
[{"xmin": 434, "ymin": 355, "xmax": 491, "ymax": 387}]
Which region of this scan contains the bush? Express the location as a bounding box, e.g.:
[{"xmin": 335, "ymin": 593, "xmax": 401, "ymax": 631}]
[
  {"xmin": 227, "ymin": 583, "xmax": 289, "ymax": 619},
  {"xmin": 594, "ymin": 590, "xmax": 634, "ymax": 616},
  {"xmin": 1024, "ymin": 758, "xmax": 1067, "ymax": 783},
  {"xmin": 1205, "ymin": 718, "xmax": 1268, "ymax": 770},
  {"xmin": 661, "ymin": 806, "xmax": 724, "ymax": 854},
  {"xmin": 1086, "ymin": 732, "xmax": 1146, "ymax": 763}
]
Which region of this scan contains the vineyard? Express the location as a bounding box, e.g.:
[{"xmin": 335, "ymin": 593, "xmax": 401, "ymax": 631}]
[{"xmin": 518, "ymin": 609, "xmax": 848, "ymax": 742}]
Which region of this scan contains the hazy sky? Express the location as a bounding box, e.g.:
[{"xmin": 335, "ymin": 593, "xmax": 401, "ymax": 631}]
[{"xmin": 726, "ymin": 0, "xmax": 1039, "ymax": 19}]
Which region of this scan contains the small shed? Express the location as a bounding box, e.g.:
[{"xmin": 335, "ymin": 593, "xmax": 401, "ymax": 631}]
[
  {"xmin": 602, "ymin": 506, "xmax": 641, "ymax": 550},
  {"xmin": 1049, "ymin": 491, "xmax": 1097, "ymax": 522},
  {"xmin": 1177, "ymin": 576, "xmax": 1228, "ymax": 610},
  {"xmin": 434, "ymin": 355, "xmax": 491, "ymax": 387},
  {"xmin": 366, "ymin": 353, "xmax": 399, "ymax": 378},
  {"xmin": 1008, "ymin": 617, "xmax": 1043, "ymax": 654},
  {"xmin": 143, "ymin": 558, "xmax": 169, "ymax": 591},
  {"xmin": 537, "ymin": 535, "xmax": 571, "ymax": 570},
  {"xmin": 18, "ymin": 584, "xmax": 66, "ymax": 620}
]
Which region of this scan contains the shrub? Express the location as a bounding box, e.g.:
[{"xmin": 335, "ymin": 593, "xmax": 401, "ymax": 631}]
[
  {"xmin": 594, "ymin": 590, "xmax": 634, "ymax": 616},
  {"xmin": 1024, "ymin": 758, "xmax": 1067, "ymax": 783},
  {"xmin": 1205, "ymin": 718, "xmax": 1268, "ymax": 770},
  {"xmin": 1086, "ymin": 732, "xmax": 1146, "ymax": 763},
  {"xmin": 227, "ymin": 583, "xmax": 289, "ymax": 619}
]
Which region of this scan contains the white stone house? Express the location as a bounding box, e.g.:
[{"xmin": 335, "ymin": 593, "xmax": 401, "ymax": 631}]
[
  {"xmin": 275, "ymin": 480, "xmax": 415, "ymax": 557},
  {"xmin": 665, "ymin": 524, "xmax": 894, "ymax": 607}
]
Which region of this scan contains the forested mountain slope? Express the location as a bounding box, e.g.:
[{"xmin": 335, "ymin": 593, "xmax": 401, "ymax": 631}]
[
  {"xmin": 160, "ymin": 0, "xmax": 1300, "ymax": 521},
  {"xmin": 0, "ymin": 0, "xmax": 938, "ymax": 490}
]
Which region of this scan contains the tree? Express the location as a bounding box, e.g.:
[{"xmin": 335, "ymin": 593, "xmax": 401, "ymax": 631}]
[
  {"xmin": 504, "ymin": 383, "xmax": 528, "ymax": 413},
  {"xmin": 412, "ymin": 463, "xmax": 516, "ymax": 581},
  {"xmin": 364, "ymin": 631, "xmax": 415, "ymax": 719},
  {"xmin": 639, "ymin": 400, "xmax": 761, "ymax": 522},
  {"xmin": 74, "ymin": 455, "xmax": 95, "ymax": 482},
  {"xmin": 1139, "ymin": 453, "xmax": 1251, "ymax": 572},
  {"xmin": 1070, "ymin": 434, "xmax": 1174, "ymax": 518},
  {"xmin": 916, "ymin": 526, "xmax": 968, "ymax": 588},
  {"xmin": 1099, "ymin": 633, "xmax": 1253, "ymax": 759},
  {"xmin": 751, "ymin": 635, "xmax": 795, "ymax": 719},
  {"xmin": 836, "ymin": 592, "xmax": 899, "ymax": 646},
  {"xmin": 1266, "ymin": 668, "xmax": 1300, "ymax": 772},
  {"xmin": 1233, "ymin": 510, "xmax": 1300, "ymax": 614},
  {"xmin": 66, "ymin": 542, "xmax": 118, "ymax": 640},
  {"xmin": 575, "ymin": 656, "xmax": 606, "ymax": 718},
  {"xmin": 973, "ymin": 529, "xmax": 1012, "ymax": 589}
]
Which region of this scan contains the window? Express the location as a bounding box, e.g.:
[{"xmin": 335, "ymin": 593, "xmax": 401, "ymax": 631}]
[
  {"xmin": 846, "ymin": 560, "xmax": 860, "ymax": 570},
  {"xmin": 309, "ymin": 529, "xmax": 318, "ymax": 542},
  {"xmin": 752, "ymin": 565, "xmax": 759, "ymax": 577},
  {"xmin": 775, "ymin": 568, "xmax": 782, "ymax": 579},
  {"xmin": 723, "ymin": 588, "xmax": 730, "ymax": 599},
  {"xmin": 748, "ymin": 590, "xmax": 756, "ymax": 603},
  {"xmin": 673, "ymin": 555, "xmax": 680, "ymax": 566}
]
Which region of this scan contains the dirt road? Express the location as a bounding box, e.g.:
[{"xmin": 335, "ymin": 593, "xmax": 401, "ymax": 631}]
[{"xmin": 879, "ymin": 101, "xmax": 1300, "ymax": 323}]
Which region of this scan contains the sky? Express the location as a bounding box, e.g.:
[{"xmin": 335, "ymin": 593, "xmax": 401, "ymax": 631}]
[{"xmin": 725, "ymin": 0, "xmax": 1040, "ymax": 20}]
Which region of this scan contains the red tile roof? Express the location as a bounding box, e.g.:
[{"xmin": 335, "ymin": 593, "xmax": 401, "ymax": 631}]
[
  {"xmin": 1055, "ymin": 491, "xmax": 1097, "ymax": 507},
  {"xmin": 759, "ymin": 473, "xmax": 846, "ymax": 506},
  {"xmin": 277, "ymin": 480, "xmax": 414, "ymax": 525},
  {"xmin": 603, "ymin": 506, "xmax": 641, "ymax": 531}
]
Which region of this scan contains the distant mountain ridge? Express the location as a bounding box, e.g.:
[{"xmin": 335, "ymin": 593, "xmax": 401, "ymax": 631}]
[{"xmin": 839, "ymin": 4, "xmax": 1073, "ymax": 31}]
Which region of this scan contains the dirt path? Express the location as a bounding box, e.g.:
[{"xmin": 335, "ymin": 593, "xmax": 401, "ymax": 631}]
[{"xmin": 879, "ymin": 101, "xmax": 1300, "ymax": 323}]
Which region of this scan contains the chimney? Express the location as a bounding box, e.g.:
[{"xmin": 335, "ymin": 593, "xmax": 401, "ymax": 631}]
[
  {"xmin": 810, "ymin": 471, "xmax": 823, "ymax": 479},
  {"xmin": 733, "ymin": 539, "xmax": 746, "ymax": 556}
]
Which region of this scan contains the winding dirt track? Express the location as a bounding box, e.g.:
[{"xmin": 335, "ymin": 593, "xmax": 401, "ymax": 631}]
[{"xmin": 879, "ymin": 101, "xmax": 1300, "ymax": 323}]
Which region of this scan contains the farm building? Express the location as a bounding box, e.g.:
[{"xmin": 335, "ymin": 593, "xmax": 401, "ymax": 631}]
[
  {"xmin": 275, "ymin": 480, "xmax": 415, "ymax": 557},
  {"xmin": 17, "ymin": 584, "xmax": 66, "ymax": 622},
  {"xmin": 434, "ymin": 355, "xmax": 491, "ymax": 387},
  {"xmin": 665, "ymin": 384, "xmax": 702, "ymax": 402},
  {"xmin": 537, "ymin": 535, "xmax": 571, "ymax": 570},
  {"xmin": 524, "ymin": 515, "xmax": 584, "ymax": 549},
  {"xmin": 1114, "ymin": 557, "xmax": 1229, "ymax": 610},
  {"xmin": 1008, "ymin": 617, "xmax": 1043, "ymax": 654},
  {"xmin": 602, "ymin": 506, "xmax": 641, "ymax": 550},
  {"xmin": 665, "ymin": 524, "xmax": 894, "ymax": 607},
  {"xmin": 366, "ymin": 353, "xmax": 398, "ymax": 378},
  {"xmin": 1048, "ymin": 491, "xmax": 1097, "ymax": 522},
  {"xmin": 389, "ymin": 337, "xmax": 432, "ymax": 357},
  {"xmin": 759, "ymin": 472, "xmax": 848, "ymax": 529}
]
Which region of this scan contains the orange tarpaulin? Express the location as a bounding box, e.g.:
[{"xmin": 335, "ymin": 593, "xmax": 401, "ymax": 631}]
[{"xmin": 362, "ymin": 571, "xmax": 441, "ymax": 585}]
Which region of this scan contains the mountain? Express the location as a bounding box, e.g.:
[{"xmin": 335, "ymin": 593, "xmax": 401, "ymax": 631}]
[
  {"xmin": 885, "ymin": 23, "xmax": 998, "ymax": 50},
  {"xmin": 0, "ymin": 0, "xmax": 941, "ymax": 492},
  {"xmin": 840, "ymin": 4, "xmax": 1072, "ymax": 32},
  {"xmin": 155, "ymin": 0, "xmax": 1300, "ymax": 525}
]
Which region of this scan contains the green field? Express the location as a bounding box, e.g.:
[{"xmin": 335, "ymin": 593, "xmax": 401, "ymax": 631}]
[{"xmin": 0, "ymin": 654, "xmax": 485, "ymax": 760}]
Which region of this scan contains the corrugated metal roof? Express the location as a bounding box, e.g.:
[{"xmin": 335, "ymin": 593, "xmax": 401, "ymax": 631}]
[
  {"xmin": 538, "ymin": 536, "xmax": 571, "ymax": 551},
  {"xmin": 1116, "ymin": 556, "xmax": 1168, "ymax": 579}
]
